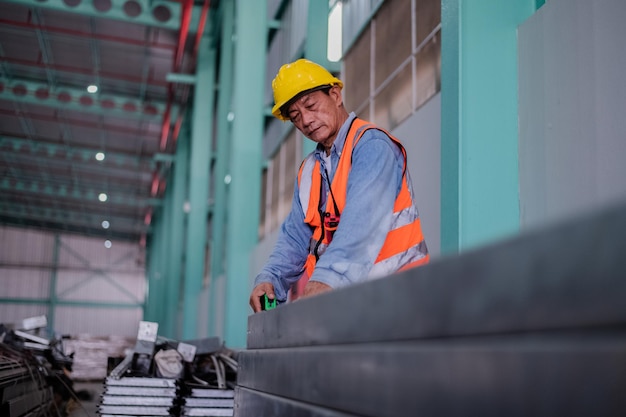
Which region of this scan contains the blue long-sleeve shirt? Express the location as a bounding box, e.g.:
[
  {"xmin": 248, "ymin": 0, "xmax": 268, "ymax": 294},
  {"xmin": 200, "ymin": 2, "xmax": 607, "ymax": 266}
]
[{"xmin": 253, "ymin": 112, "xmax": 407, "ymax": 301}]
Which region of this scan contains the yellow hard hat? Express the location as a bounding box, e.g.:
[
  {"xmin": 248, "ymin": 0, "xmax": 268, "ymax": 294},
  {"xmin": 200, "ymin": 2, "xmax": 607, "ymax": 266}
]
[{"xmin": 271, "ymin": 59, "xmax": 343, "ymax": 121}]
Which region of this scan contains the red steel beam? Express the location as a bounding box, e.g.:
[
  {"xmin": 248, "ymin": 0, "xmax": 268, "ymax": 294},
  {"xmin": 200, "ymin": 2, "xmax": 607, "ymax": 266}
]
[
  {"xmin": 169, "ymin": 0, "xmax": 209, "ymax": 147},
  {"xmin": 0, "ymin": 18, "xmax": 176, "ymax": 51},
  {"xmin": 0, "ymin": 109, "xmax": 160, "ymax": 137},
  {"xmin": 3, "ymin": 57, "xmax": 168, "ymax": 88},
  {"xmin": 146, "ymin": 0, "xmax": 210, "ymax": 240},
  {"xmin": 158, "ymin": 0, "xmax": 193, "ymax": 153},
  {"xmin": 0, "ymin": 131, "xmax": 156, "ymax": 157}
]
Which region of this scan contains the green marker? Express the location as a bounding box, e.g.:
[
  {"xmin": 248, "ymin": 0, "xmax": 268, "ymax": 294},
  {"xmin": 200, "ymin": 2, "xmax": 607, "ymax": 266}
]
[{"xmin": 260, "ymin": 294, "xmax": 277, "ymax": 311}]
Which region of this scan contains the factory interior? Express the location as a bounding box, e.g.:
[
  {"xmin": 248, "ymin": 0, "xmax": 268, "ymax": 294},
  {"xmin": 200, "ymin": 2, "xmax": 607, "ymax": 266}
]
[{"xmin": 1, "ymin": 0, "xmax": 625, "ymax": 416}]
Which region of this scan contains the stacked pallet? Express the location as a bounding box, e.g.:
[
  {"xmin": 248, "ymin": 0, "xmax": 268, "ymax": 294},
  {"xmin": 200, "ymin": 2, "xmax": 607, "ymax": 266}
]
[
  {"xmin": 96, "ymin": 321, "xmax": 238, "ymax": 417},
  {"xmin": 181, "ymin": 386, "xmax": 234, "ymax": 417},
  {"xmin": 99, "ymin": 377, "xmax": 180, "ymax": 417}
]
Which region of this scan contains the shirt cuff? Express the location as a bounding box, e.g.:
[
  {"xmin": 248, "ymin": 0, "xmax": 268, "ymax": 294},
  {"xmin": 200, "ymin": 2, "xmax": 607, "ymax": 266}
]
[
  {"xmin": 254, "ymin": 273, "xmax": 288, "ymax": 301},
  {"xmin": 309, "ymin": 261, "xmax": 372, "ymax": 290}
]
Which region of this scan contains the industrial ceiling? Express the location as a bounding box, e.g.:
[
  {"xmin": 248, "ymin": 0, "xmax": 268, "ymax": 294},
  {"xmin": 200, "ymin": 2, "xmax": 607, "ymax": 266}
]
[{"xmin": 0, "ymin": 0, "xmax": 218, "ymax": 244}]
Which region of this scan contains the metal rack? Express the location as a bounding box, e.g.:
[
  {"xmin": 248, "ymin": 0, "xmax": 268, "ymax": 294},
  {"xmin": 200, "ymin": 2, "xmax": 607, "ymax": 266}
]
[
  {"xmin": 97, "ymin": 322, "xmax": 237, "ymax": 417},
  {"xmin": 0, "ymin": 346, "xmax": 55, "ymax": 417},
  {"xmin": 181, "ymin": 387, "xmax": 235, "ymax": 417},
  {"xmin": 99, "ymin": 377, "xmax": 180, "ymax": 417}
]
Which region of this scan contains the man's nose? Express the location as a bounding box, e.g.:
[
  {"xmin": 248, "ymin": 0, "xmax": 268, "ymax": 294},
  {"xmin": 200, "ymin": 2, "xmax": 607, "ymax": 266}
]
[{"xmin": 300, "ymin": 109, "xmax": 314, "ymax": 127}]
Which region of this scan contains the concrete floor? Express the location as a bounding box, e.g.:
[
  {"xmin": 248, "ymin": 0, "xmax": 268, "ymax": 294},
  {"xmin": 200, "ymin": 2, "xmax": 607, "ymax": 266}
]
[{"xmin": 67, "ymin": 381, "xmax": 104, "ymax": 417}]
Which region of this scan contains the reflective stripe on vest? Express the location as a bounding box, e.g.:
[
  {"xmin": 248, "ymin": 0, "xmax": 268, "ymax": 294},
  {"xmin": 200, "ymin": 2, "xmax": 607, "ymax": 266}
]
[{"xmin": 296, "ymin": 118, "xmax": 429, "ymax": 281}]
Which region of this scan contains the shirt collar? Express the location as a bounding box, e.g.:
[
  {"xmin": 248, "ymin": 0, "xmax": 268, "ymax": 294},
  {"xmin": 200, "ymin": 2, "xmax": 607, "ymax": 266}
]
[{"xmin": 314, "ymin": 112, "xmax": 357, "ymax": 158}]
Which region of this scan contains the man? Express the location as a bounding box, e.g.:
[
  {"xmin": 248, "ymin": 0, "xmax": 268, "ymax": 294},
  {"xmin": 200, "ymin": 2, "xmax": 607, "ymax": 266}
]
[{"xmin": 249, "ymin": 59, "xmax": 429, "ymax": 313}]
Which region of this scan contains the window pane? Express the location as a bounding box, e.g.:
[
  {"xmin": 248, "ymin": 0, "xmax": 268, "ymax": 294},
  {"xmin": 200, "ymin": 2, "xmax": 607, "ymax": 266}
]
[
  {"xmin": 259, "ymin": 168, "xmax": 268, "ymax": 240},
  {"xmin": 374, "ymin": 63, "xmax": 412, "ymax": 130},
  {"xmin": 416, "ymin": 0, "xmax": 441, "ymax": 47},
  {"xmin": 374, "ymin": 0, "xmax": 412, "ymax": 88},
  {"xmin": 270, "ymin": 154, "xmax": 281, "ymax": 231},
  {"xmin": 343, "ymin": 25, "xmax": 371, "ymax": 112},
  {"xmin": 357, "ymin": 106, "xmax": 370, "ymax": 122},
  {"xmin": 414, "ymin": 30, "xmax": 441, "ymax": 111},
  {"xmin": 280, "ymin": 131, "xmax": 297, "ymax": 222}
]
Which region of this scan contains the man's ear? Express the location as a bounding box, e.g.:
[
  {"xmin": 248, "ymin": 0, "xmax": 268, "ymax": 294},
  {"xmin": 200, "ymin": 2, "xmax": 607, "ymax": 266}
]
[{"xmin": 329, "ymin": 84, "xmax": 343, "ymax": 107}]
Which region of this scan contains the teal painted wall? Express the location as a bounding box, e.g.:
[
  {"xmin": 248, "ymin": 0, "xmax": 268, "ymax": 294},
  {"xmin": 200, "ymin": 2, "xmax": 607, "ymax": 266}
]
[
  {"xmin": 208, "ymin": 0, "xmax": 235, "ymax": 339},
  {"xmin": 182, "ymin": 36, "xmax": 215, "ymax": 339},
  {"xmin": 441, "ymin": 0, "xmax": 537, "ymax": 253},
  {"xmin": 223, "ymin": 0, "xmax": 268, "ymax": 348}
]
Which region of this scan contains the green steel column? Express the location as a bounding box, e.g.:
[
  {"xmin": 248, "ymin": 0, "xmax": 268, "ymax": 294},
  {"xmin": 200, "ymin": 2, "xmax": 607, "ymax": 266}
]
[
  {"xmin": 209, "ymin": 0, "xmax": 235, "ymax": 337},
  {"xmin": 144, "ymin": 220, "xmax": 154, "ymax": 320},
  {"xmin": 305, "ymin": 0, "xmax": 337, "ymax": 72},
  {"xmin": 224, "ymin": 0, "xmax": 267, "ymax": 348},
  {"xmin": 143, "ymin": 241, "xmax": 153, "ymax": 320},
  {"xmin": 440, "ymin": 0, "xmax": 460, "ymax": 254},
  {"xmin": 159, "ymin": 182, "xmax": 175, "ymax": 335},
  {"xmin": 145, "ymin": 210, "xmax": 165, "ymax": 321},
  {"xmin": 158, "ymin": 208, "xmax": 170, "ymax": 326},
  {"xmin": 163, "ymin": 130, "xmax": 190, "ymax": 339},
  {"xmin": 182, "ymin": 36, "xmax": 216, "ymax": 339},
  {"xmin": 47, "ymin": 233, "xmax": 60, "ymax": 334},
  {"xmin": 440, "ymin": 0, "xmax": 535, "ymax": 253}
]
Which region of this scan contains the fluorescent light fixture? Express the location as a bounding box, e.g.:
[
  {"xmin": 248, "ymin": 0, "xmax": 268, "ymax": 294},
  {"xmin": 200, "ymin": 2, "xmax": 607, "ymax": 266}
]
[{"xmin": 87, "ymin": 85, "xmax": 98, "ymax": 93}]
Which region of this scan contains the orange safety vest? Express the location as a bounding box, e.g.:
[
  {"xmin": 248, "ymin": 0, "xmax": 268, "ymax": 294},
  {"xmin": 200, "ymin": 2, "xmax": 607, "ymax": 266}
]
[{"xmin": 293, "ymin": 118, "xmax": 429, "ymax": 298}]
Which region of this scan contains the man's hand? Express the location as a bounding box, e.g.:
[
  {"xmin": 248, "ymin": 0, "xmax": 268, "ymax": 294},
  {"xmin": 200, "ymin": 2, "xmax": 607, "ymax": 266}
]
[
  {"xmin": 301, "ymin": 281, "xmax": 332, "ymax": 299},
  {"xmin": 249, "ymin": 282, "xmax": 275, "ymax": 313}
]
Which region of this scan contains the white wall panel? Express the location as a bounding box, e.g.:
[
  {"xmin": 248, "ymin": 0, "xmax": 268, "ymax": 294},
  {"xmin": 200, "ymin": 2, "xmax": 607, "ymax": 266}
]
[
  {"xmin": 54, "ymin": 306, "xmax": 143, "ymax": 337},
  {"xmin": 392, "ymin": 93, "xmax": 441, "ymax": 258},
  {"xmin": 58, "ymin": 235, "xmax": 143, "ymax": 271},
  {"xmin": 0, "ymin": 268, "xmax": 49, "ymax": 298},
  {"xmin": 0, "ymin": 303, "xmax": 48, "ymax": 324},
  {"xmin": 56, "ymin": 271, "xmax": 144, "ymax": 303},
  {"xmin": 519, "ymin": 0, "xmax": 626, "ymax": 229},
  {"xmin": 0, "ymin": 226, "xmax": 53, "ymax": 264},
  {"xmin": 0, "ymin": 226, "xmax": 146, "ymax": 337}
]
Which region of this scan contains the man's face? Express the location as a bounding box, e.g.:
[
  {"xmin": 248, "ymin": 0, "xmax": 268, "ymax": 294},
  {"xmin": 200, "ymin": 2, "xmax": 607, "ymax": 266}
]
[{"xmin": 286, "ymin": 85, "xmax": 344, "ymax": 149}]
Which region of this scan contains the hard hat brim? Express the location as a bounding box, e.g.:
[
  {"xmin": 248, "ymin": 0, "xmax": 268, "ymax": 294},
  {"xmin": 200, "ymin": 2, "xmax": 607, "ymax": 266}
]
[{"xmin": 272, "ymin": 83, "xmax": 342, "ymax": 121}]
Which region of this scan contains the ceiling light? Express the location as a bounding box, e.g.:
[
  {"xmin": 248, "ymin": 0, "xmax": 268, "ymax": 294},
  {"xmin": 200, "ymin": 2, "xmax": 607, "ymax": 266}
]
[
  {"xmin": 87, "ymin": 85, "xmax": 98, "ymax": 93},
  {"xmin": 104, "ymin": 240, "xmax": 112, "ymax": 249},
  {"xmin": 102, "ymin": 220, "xmax": 110, "ymax": 229},
  {"xmin": 98, "ymin": 193, "xmax": 108, "ymax": 202},
  {"xmin": 95, "ymin": 152, "xmax": 105, "ymax": 161}
]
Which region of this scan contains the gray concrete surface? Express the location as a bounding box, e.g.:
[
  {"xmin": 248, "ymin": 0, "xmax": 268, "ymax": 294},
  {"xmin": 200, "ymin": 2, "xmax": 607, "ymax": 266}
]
[{"xmin": 68, "ymin": 381, "xmax": 103, "ymax": 417}]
